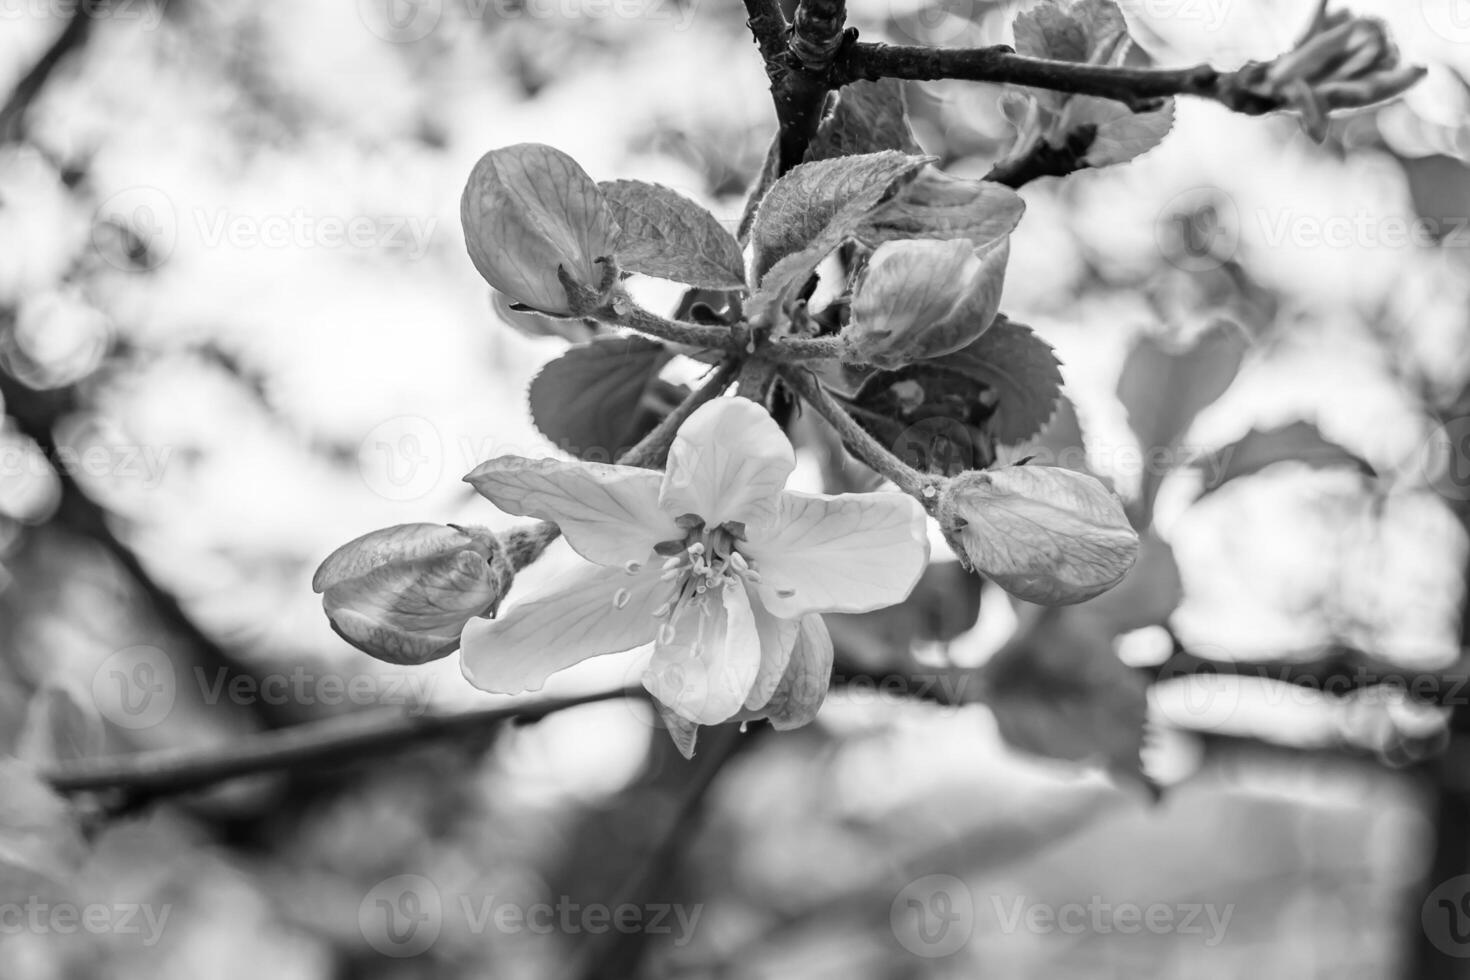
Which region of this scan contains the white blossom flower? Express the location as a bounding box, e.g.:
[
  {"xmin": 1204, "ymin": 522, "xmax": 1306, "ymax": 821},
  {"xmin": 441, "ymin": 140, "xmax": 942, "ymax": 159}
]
[{"xmin": 461, "ymin": 397, "xmax": 930, "ymax": 727}]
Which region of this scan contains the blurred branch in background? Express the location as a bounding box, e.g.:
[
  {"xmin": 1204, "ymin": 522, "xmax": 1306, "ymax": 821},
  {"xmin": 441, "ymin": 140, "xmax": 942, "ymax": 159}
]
[
  {"xmin": 43, "ymin": 688, "xmax": 638, "ymax": 804},
  {"xmin": 0, "ymin": 4, "xmax": 94, "ymax": 144}
]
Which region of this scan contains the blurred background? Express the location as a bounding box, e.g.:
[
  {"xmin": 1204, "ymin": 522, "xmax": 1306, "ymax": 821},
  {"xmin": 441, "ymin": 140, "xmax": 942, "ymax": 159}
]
[{"xmin": 3, "ymin": 0, "xmax": 1470, "ymax": 976}]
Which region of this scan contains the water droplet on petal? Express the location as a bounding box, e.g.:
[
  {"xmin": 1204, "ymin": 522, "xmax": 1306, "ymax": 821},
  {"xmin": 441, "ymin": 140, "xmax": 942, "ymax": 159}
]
[{"xmin": 613, "ymin": 588, "xmax": 631, "ymax": 609}]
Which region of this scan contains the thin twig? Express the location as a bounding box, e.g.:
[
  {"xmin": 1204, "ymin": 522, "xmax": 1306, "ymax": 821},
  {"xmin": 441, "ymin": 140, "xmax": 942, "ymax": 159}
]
[
  {"xmin": 0, "ymin": 7, "xmax": 95, "ymax": 143},
  {"xmin": 45, "ymin": 688, "xmax": 642, "ymax": 797},
  {"xmin": 779, "ymin": 366, "xmax": 936, "ymax": 502},
  {"xmin": 494, "ymin": 358, "xmax": 741, "ymax": 570},
  {"xmin": 984, "ymin": 126, "xmax": 1099, "ymax": 188},
  {"xmin": 566, "ymin": 725, "xmax": 747, "ymax": 980},
  {"xmin": 772, "ymin": 336, "xmax": 849, "ymax": 361},
  {"xmin": 839, "ymin": 43, "xmax": 1256, "ymax": 112},
  {"xmin": 741, "ymin": 0, "xmax": 787, "ymax": 66},
  {"xmin": 621, "ymin": 357, "xmax": 741, "ymax": 466}
]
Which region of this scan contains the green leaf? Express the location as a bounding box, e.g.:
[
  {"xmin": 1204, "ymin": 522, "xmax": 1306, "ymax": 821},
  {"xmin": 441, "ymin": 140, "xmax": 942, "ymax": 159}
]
[
  {"xmin": 527, "ymin": 336, "xmax": 676, "ymax": 460},
  {"xmin": 981, "ymin": 607, "xmax": 1156, "ymax": 797},
  {"xmin": 1008, "ymin": 1, "xmax": 1173, "ymax": 169},
  {"xmin": 1067, "ymin": 97, "xmax": 1176, "ymax": 167},
  {"xmin": 806, "ymin": 78, "xmax": 922, "ymax": 163},
  {"xmin": 1013, "ymin": 0, "xmax": 1128, "ymax": 64},
  {"xmin": 598, "ymin": 180, "xmax": 745, "ymax": 290},
  {"xmin": 749, "ymin": 151, "xmax": 931, "ymax": 288},
  {"xmin": 939, "ymin": 315, "xmax": 1064, "ymax": 446},
  {"xmin": 1117, "ymin": 322, "xmax": 1248, "ymax": 517},
  {"xmin": 842, "ymin": 364, "xmax": 1000, "ymax": 475},
  {"xmin": 1194, "ymin": 420, "xmax": 1376, "ymax": 497},
  {"xmin": 857, "ymin": 168, "xmax": 1025, "ymax": 247}
]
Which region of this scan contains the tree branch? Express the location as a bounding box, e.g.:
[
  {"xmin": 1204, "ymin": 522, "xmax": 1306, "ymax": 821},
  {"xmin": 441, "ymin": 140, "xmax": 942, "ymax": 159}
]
[
  {"xmin": 741, "ymin": 0, "xmax": 787, "ymax": 66},
  {"xmin": 839, "ymin": 35, "xmax": 1421, "ymax": 120},
  {"xmin": 984, "ymin": 126, "xmax": 1098, "ymax": 188},
  {"xmin": 45, "ymin": 688, "xmax": 641, "ymax": 798},
  {"xmin": 840, "ymin": 43, "xmax": 1264, "ymax": 113},
  {"xmin": 0, "ymin": 7, "xmax": 94, "ymax": 144}
]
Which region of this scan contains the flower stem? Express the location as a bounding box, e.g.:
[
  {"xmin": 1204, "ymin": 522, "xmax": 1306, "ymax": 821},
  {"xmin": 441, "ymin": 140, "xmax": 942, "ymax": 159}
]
[
  {"xmin": 779, "ymin": 366, "xmax": 940, "ymax": 506},
  {"xmin": 621, "ymin": 358, "xmax": 740, "ymax": 467},
  {"xmin": 772, "ymin": 336, "xmax": 850, "ymax": 361},
  {"xmin": 504, "ymin": 358, "xmax": 741, "ymax": 569},
  {"xmin": 604, "ymin": 303, "xmax": 750, "ymax": 353},
  {"xmin": 736, "ymin": 358, "xmax": 777, "ymax": 401}
]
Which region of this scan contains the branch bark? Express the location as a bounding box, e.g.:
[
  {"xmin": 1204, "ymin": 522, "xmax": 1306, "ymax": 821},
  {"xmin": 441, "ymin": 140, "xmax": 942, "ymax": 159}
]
[
  {"xmin": 45, "ymin": 688, "xmax": 640, "ymax": 799},
  {"xmin": 839, "ymin": 42, "xmax": 1271, "ymax": 113}
]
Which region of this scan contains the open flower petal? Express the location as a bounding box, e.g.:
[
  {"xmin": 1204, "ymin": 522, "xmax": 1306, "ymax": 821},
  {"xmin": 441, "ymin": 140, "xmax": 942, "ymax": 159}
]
[
  {"xmin": 744, "ymin": 587, "xmax": 801, "ymax": 710},
  {"xmin": 742, "ymin": 490, "xmax": 930, "ymax": 618},
  {"xmin": 465, "ymin": 457, "xmax": 678, "ymax": 567},
  {"xmin": 644, "ymin": 578, "xmax": 761, "ymax": 725},
  {"xmin": 461, "ymin": 563, "xmax": 675, "ymax": 694},
  {"xmin": 661, "ymin": 398, "xmax": 795, "ymax": 529},
  {"xmin": 761, "ymin": 615, "xmax": 834, "ymax": 730}
]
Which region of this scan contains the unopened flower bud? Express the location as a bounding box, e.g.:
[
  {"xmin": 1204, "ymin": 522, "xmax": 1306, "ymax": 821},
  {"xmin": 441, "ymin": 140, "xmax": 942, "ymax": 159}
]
[
  {"xmin": 937, "ymin": 466, "xmax": 1137, "ymax": 605},
  {"xmin": 847, "ymin": 237, "xmax": 1008, "ymax": 369},
  {"xmin": 1249, "ymin": 14, "xmax": 1424, "ymax": 137},
  {"xmin": 461, "ymin": 143, "xmax": 620, "ymax": 316},
  {"xmin": 314, "ymin": 523, "xmax": 514, "ymax": 665}
]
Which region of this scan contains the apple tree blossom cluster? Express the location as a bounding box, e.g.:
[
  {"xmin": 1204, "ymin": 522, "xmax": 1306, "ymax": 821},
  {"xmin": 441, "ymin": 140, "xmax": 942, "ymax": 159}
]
[{"xmin": 311, "ymin": 0, "xmax": 1420, "ymax": 755}]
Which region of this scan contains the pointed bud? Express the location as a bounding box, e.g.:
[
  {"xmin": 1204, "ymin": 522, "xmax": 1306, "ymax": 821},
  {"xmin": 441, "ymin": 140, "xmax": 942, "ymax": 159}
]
[
  {"xmin": 846, "ymin": 238, "xmax": 1008, "ymax": 369},
  {"xmin": 1248, "ymin": 13, "xmax": 1424, "ymax": 132},
  {"xmin": 314, "ymin": 523, "xmax": 514, "ymax": 665},
  {"xmin": 460, "ymin": 143, "xmax": 620, "ymax": 316},
  {"xmin": 937, "ymin": 466, "xmax": 1138, "ymax": 605}
]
